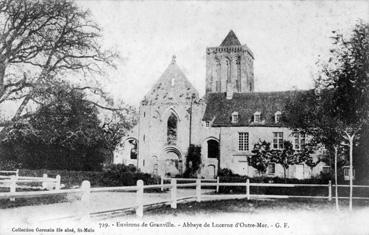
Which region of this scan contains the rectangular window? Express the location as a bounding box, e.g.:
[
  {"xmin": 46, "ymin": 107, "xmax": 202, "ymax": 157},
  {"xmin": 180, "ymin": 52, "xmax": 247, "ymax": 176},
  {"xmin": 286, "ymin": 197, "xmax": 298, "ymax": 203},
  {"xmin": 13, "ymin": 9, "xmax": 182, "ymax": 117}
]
[
  {"xmin": 294, "ymin": 132, "xmax": 299, "ymax": 149},
  {"xmin": 205, "ymin": 121, "xmax": 210, "ymax": 127},
  {"xmin": 232, "ymin": 113, "xmax": 239, "ymax": 123},
  {"xmin": 254, "ymin": 114, "xmax": 261, "ymax": 123},
  {"xmin": 238, "ymin": 132, "xmax": 249, "ymax": 151},
  {"xmin": 322, "ymin": 166, "xmax": 331, "ymax": 174},
  {"xmin": 267, "ymin": 163, "xmax": 276, "ymax": 175},
  {"xmin": 293, "ymin": 132, "xmax": 306, "ymax": 150},
  {"xmin": 275, "ymin": 114, "xmax": 281, "ymax": 123},
  {"xmin": 273, "ymin": 132, "xmax": 284, "ymax": 149},
  {"xmin": 343, "ymin": 167, "xmax": 355, "ymax": 178}
]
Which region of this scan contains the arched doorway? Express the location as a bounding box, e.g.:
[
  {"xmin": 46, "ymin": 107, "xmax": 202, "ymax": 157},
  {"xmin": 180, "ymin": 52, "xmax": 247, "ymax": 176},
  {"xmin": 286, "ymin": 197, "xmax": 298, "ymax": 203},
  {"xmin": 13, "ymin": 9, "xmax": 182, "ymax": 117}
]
[
  {"xmin": 208, "ymin": 139, "xmax": 220, "ymax": 171},
  {"xmin": 127, "ymin": 139, "xmax": 138, "ymax": 160},
  {"xmin": 162, "ymin": 147, "xmax": 182, "ymax": 177},
  {"xmin": 204, "ymin": 138, "xmax": 220, "ymax": 177},
  {"xmin": 207, "ymin": 139, "xmax": 219, "ymax": 159}
]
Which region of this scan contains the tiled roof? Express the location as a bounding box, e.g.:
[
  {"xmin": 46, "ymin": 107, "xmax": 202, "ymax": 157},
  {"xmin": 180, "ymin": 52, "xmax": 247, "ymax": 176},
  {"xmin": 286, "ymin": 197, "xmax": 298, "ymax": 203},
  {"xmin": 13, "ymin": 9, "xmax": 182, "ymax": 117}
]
[
  {"xmin": 220, "ymin": 30, "xmax": 241, "ymax": 47},
  {"xmin": 203, "ymin": 90, "xmax": 309, "ymax": 127}
]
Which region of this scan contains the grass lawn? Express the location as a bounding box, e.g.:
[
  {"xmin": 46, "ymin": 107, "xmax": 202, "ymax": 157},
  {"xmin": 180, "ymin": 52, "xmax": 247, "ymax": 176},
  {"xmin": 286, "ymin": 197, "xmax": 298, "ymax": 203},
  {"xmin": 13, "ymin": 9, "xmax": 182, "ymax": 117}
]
[
  {"xmin": 144, "ymin": 198, "xmax": 369, "ymax": 216},
  {"xmin": 0, "ymin": 194, "xmax": 69, "ymax": 209}
]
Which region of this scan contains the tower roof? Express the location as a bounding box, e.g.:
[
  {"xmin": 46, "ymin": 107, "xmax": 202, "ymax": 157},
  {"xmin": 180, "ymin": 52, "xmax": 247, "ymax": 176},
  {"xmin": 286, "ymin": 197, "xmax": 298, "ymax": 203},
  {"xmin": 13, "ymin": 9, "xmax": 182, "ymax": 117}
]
[
  {"xmin": 220, "ymin": 30, "xmax": 241, "ymax": 47},
  {"xmin": 142, "ymin": 56, "xmax": 199, "ymax": 105}
]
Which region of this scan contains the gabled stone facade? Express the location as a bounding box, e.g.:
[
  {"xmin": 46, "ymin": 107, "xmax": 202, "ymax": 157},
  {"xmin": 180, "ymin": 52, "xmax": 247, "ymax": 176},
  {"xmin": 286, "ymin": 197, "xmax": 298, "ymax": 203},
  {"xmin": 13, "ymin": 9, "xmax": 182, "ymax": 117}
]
[{"xmin": 114, "ymin": 31, "xmax": 326, "ymax": 179}]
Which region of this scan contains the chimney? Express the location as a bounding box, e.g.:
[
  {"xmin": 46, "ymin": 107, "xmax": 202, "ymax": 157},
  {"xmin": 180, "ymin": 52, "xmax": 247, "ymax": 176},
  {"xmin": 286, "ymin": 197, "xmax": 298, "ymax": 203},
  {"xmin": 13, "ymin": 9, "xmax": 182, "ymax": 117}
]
[{"xmin": 226, "ymin": 82, "xmax": 233, "ymax": 100}]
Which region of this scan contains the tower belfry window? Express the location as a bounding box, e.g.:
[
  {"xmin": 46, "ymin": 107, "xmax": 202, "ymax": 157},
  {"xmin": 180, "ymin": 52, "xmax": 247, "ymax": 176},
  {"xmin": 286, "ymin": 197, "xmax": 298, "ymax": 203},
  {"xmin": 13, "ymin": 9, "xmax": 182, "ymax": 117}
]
[
  {"xmin": 226, "ymin": 58, "xmax": 231, "ymax": 83},
  {"xmin": 216, "ymin": 58, "xmax": 221, "ymax": 92},
  {"xmin": 236, "ymin": 56, "xmax": 241, "ymax": 91}
]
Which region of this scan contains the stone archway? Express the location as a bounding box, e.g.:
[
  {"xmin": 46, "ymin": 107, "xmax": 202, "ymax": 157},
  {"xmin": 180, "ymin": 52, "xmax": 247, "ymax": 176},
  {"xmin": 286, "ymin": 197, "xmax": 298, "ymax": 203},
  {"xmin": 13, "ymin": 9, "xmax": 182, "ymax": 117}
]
[
  {"xmin": 119, "ymin": 137, "xmax": 138, "ymax": 166},
  {"xmin": 162, "ymin": 146, "xmax": 182, "ymax": 177},
  {"xmin": 202, "ymin": 137, "xmax": 220, "ymax": 177}
]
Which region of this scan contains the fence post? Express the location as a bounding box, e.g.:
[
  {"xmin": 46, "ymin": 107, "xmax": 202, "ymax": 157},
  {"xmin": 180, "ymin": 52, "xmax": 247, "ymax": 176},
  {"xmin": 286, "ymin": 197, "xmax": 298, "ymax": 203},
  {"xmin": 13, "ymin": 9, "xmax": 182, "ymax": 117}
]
[
  {"xmin": 216, "ymin": 176, "xmax": 219, "ymax": 193},
  {"xmin": 55, "ymin": 175, "xmax": 61, "ymax": 191},
  {"xmin": 136, "ymin": 180, "xmax": 144, "ymax": 218},
  {"xmin": 196, "ymin": 178, "xmax": 201, "ymax": 202},
  {"xmin": 161, "ymin": 177, "xmax": 164, "ymax": 191},
  {"xmin": 246, "ymin": 179, "xmax": 250, "ymax": 200},
  {"xmin": 42, "ymin": 173, "xmax": 48, "ymax": 189},
  {"xmin": 171, "ymin": 179, "xmax": 177, "ymax": 209},
  {"xmin": 328, "ymin": 180, "xmax": 332, "ymax": 201},
  {"xmin": 80, "ymin": 180, "xmax": 91, "ymax": 221},
  {"xmin": 10, "ymin": 176, "xmax": 16, "ymax": 201},
  {"xmin": 15, "ymin": 169, "xmax": 19, "ymax": 179}
]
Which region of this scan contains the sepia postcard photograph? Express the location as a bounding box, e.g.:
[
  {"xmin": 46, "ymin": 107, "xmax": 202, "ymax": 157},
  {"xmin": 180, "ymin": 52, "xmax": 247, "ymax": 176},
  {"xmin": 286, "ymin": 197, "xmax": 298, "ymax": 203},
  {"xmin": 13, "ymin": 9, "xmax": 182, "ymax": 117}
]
[{"xmin": 0, "ymin": 0, "xmax": 368, "ymax": 234}]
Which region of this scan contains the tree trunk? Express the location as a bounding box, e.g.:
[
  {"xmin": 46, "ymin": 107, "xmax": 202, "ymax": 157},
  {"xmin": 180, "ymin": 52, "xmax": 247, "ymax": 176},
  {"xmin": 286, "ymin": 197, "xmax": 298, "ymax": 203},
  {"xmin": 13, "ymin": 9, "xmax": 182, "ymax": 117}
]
[
  {"xmin": 334, "ymin": 146, "xmax": 339, "ymax": 211},
  {"xmin": 0, "ymin": 62, "xmax": 6, "ymax": 97},
  {"xmin": 348, "ymin": 135, "xmax": 354, "ymax": 211}
]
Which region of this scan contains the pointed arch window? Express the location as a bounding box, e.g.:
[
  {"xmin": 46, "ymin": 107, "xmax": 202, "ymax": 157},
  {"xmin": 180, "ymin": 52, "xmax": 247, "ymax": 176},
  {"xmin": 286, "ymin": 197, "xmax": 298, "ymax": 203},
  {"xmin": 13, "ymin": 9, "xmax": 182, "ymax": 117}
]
[
  {"xmin": 167, "ymin": 113, "xmax": 178, "ymax": 145},
  {"xmin": 128, "ymin": 139, "xmax": 137, "ymax": 159}
]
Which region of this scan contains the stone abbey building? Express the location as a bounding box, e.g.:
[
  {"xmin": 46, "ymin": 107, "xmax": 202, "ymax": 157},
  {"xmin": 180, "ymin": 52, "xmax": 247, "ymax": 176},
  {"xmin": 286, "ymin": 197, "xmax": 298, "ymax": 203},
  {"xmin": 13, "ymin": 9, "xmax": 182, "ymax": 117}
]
[{"xmin": 114, "ymin": 31, "xmax": 326, "ymax": 178}]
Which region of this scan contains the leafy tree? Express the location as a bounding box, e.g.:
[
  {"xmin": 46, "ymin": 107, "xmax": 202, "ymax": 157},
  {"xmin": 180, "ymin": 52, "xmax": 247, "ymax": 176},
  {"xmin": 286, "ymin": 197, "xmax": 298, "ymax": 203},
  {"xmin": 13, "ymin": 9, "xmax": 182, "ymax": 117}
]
[
  {"xmin": 100, "ymin": 100, "xmax": 138, "ymax": 162},
  {"xmin": 270, "ymin": 141, "xmax": 298, "ymax": 180},
  {"xmin": 1, "ymin": 84, "xmax": 121, "ymax": 171},
  {"xmin": 0, "ymin": 0, "xmax": 116, "ymax": 128},
  {"xmin": 249, "ymin": 140, "xmax": 319, "ymax": 181},
  {"xmin": 184, "ymin": 144, "xmax": 201, "ymax": 177},
  {"xmin": 249, "ymin": 140, "xmax": 272, "ymax": 175},
  {"xmin": 283, "ymin": 22, "xmax": 369, "ymax": 182}
]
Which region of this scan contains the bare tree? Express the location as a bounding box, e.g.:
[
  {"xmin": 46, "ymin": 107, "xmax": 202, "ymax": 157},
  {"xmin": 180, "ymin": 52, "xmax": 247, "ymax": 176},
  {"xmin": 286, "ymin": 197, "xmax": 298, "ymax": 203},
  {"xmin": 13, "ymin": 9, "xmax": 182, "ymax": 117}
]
[{"xmin": 0, "ymin": 0, "xmax": 117, "ymax": 127}]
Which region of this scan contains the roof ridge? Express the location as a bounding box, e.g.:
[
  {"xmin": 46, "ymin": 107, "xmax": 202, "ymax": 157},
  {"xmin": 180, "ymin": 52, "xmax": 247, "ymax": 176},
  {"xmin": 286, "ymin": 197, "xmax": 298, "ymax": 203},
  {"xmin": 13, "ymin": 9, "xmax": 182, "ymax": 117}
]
[{"xmin": 220, "ymin": 30, "xmax": 241, "ymax": 47}]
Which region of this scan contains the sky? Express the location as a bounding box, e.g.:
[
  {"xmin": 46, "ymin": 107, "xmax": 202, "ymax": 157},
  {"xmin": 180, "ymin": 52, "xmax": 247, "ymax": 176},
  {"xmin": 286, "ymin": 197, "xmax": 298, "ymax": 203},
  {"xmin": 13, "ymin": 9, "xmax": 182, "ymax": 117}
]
[{"xmin": 77, "ymin": 0, "xmax": 368, "ymax": 107}]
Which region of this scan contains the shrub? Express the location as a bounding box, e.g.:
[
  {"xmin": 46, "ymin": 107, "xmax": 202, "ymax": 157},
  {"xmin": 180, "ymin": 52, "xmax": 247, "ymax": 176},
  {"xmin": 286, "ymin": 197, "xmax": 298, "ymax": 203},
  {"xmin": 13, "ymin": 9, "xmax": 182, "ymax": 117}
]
[
  {"xmin": 100, "ymin": 164, "xmax": 159, "ymax": 187},
  {"xmin": 217, "ymin": 169, "xmax": 331, "ymax": 195},
  {"xmin": 183, "ymin": 145, "xmax": 201, "ymax": 178},
  {"xmin": 218, "ymin": 168, "xmax": 235, "ymax": 177},
  {"xmin": 18, "ymin": 165, "xmax": 161, "ymax": 189},
  {"xmin": 0, "ymin": 160, "xmax": 22, "ymax": 171}
]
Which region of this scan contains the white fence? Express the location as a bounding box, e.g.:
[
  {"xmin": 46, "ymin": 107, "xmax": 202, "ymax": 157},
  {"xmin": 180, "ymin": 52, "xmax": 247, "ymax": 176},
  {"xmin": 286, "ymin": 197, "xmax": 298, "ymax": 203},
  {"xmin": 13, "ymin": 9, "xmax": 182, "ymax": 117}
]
[
  {"xmin": 0, "ymin": 171, "xmax": 61, "ymax": 201},
  {"xmin": 161, "ymin": 177, "xmax": 219, "ymax": 192},
  {"xmin": 0, "ymin": 169, "xmax": 19, "ymax": 178},
  {"xmin": 0, "ymin": 178, "xmax": 369, "ymax": 219}
]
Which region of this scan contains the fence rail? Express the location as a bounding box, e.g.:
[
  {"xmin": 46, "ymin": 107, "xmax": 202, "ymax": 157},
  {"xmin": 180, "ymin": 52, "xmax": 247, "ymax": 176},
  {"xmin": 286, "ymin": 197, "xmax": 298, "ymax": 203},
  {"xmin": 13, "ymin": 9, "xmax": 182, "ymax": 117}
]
[
  {"xmin": 1, "ymin": 177, "xmax": 369, "ymax": 220},
  {"xmin": 0, "ymin": 169, "xmax": 19, "ymax": 177},
  {"xmin": 0, "ymin": 171, "xmax": 61, "ymax": 201}
]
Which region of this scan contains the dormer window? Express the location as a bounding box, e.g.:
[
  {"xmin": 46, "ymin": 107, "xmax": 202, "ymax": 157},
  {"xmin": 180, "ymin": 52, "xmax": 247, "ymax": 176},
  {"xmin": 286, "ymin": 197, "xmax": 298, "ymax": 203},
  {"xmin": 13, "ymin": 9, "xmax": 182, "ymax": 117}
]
[
  {"xmin": 254, "ymin": 111, "xmax": 261, "ymax": 123},
  {"xmin": 275, "ymin": 111, "xmax": 281, "ymax": 123},
  {"xmin": 205, "ymin": 121, "xmax": 210, "ymax": 127},
  {"xmin": 231, "ymin": 112, "xmax": 239, "ymax": 123}
]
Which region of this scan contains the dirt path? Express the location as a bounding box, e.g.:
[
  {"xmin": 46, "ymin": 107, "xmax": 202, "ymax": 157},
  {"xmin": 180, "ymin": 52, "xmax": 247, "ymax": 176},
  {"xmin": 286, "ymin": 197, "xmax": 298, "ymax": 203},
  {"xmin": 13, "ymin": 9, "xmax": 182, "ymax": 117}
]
[{"xmin": 0, "ymin": 188, "xmax": 208, "ymax": 224}]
